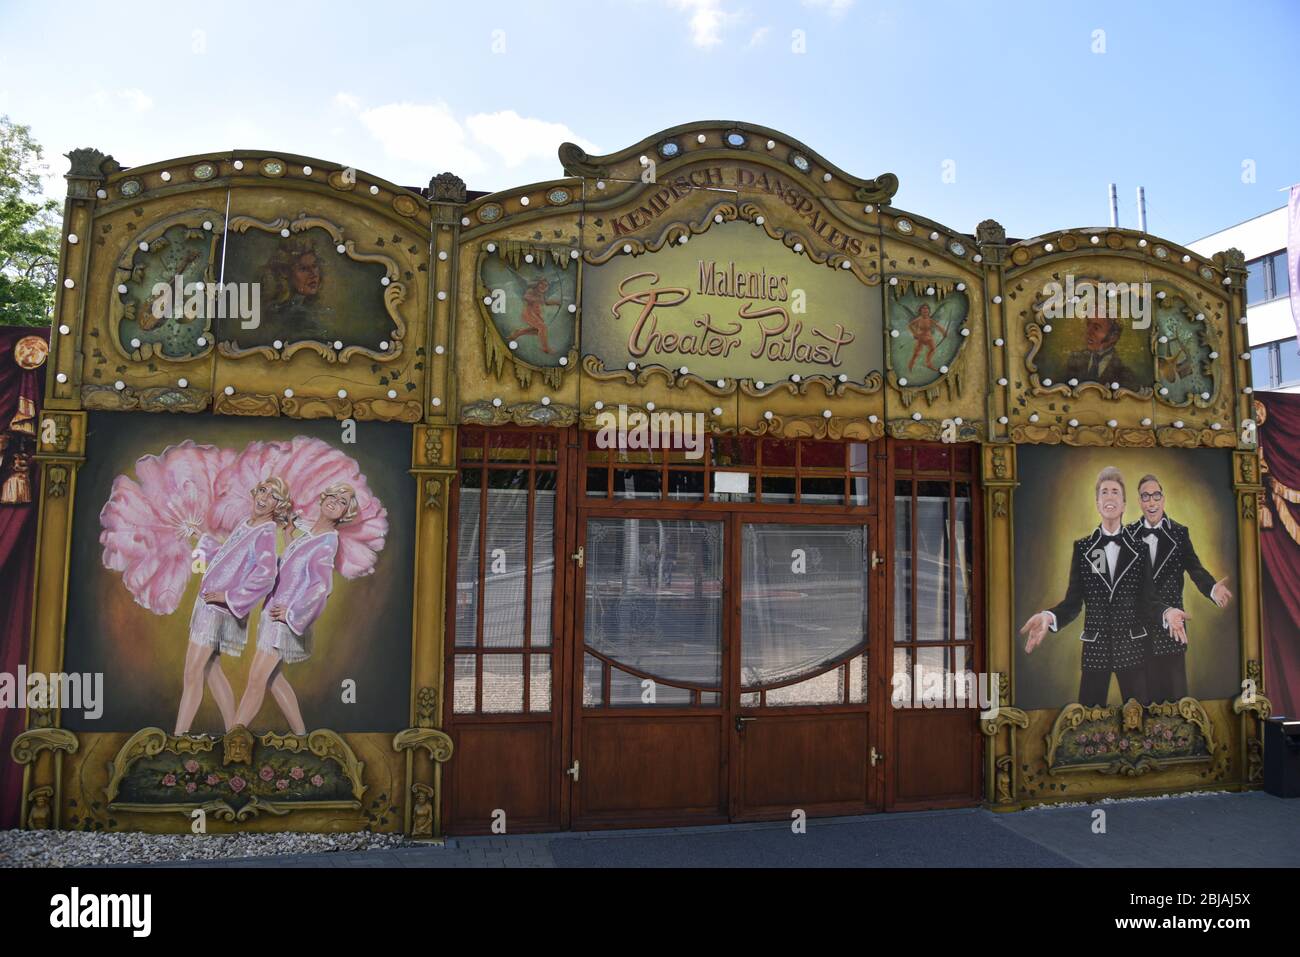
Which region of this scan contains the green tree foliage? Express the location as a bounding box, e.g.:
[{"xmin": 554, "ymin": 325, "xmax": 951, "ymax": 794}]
[{"xmin": 0, "ymin": 116, "xmax": 61, "ymax": 327}]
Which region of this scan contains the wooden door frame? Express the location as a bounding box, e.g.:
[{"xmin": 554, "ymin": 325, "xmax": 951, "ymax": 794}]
[
  {"xmin": 880, "ymin": 438, "xmax": 985, "ymax": 811},
  {"xmin": 440, "ymin": 425, "xmax": 576, "ymax": 835}
]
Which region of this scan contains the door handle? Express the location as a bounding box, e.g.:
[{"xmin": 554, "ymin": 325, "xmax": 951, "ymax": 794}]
[
  {"xmin": 565, "ymin": 760, "xmax": 579, "ymax": 782},
  {"xmin": 870, "ymin": 746, "xmax": 883, "ymax": 767},
  {"xmin": 735, "ymin": 716, "xmax": 757, "ymax": 732}
]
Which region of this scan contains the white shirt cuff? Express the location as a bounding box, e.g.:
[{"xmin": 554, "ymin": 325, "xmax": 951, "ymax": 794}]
[{"xmin": 1042, "ymin": 610, "xmax": 1057, "ymax": 632}]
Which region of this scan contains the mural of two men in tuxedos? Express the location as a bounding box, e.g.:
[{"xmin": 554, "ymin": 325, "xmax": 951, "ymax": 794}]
[{"xmin": 1020, "ymin": 467, "xmax": 1186, "ymax": 706}]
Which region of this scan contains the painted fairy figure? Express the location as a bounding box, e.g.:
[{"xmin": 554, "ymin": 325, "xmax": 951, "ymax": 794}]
[
  {"xmin": 902, "ymin": 302, "xmax": 950, "ymax": 372},
  {"xmin": 176, "ymin": 477, "xmax": 290, "ymax": 735},
  {"xmin": 503, "ymin": 264, "xmax": 562, "ymax": 354},
  {"xmin": 234, "ymin": 482, "xmax": 358, "ymax": 734}
]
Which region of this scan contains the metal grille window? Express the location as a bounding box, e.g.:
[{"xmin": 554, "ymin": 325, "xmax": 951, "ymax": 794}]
[{"xmin": 451, "ymin": 428, "xmax": 558, "ymax": 715}]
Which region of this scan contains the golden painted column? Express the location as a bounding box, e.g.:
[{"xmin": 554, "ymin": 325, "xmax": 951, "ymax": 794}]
[
  {"xmin": 12, "ymin": 152, "xmax": 108, "ymax": 828},
  {"xmin": 975, "ymin": 219, "xmax": 1027, "ymax": 808},
  {"xmin": 392, "ymin": 176, "xmax": 464, "ymax": 838},
  {"xmin": 1232, "ymin": 448, "xmax": 1268, "ymax": 785},
  {"xmin": 980, "ymin": 443, "xmax": 1025, "ymax": 808}
]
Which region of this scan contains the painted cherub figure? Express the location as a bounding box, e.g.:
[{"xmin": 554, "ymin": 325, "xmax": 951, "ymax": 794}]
[
  {"xmin": 502, "ymin": 265, "xmax": 562, "ymax": 355},
  {"xmin": 899, "ymin": 302, "xmax": 950, "ymax": 372}
]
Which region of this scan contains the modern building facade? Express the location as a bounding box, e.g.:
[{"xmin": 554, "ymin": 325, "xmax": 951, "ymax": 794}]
[{"xmin": 1189, "ymin": 207, "xmax": 1297, "ymax": 393}]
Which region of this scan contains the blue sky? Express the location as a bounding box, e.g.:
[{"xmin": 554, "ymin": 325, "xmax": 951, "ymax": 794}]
[{"xmin": 1, "ymin": 0, "xmax": 1295, "ymax": 246}]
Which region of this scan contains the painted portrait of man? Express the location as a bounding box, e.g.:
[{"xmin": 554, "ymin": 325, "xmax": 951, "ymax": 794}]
[
  {"xmin": 1126, "ymin": 473, "xmax": 1232, "ymax": 702},
  {"xmin": 1063, "ymin": 314, "xmax": 1140, "ymax": 390}
]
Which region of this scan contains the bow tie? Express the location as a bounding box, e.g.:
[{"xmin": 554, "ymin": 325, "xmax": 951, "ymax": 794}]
[{"xmin": 1098, "ymin": 532, "xmax": 1124, "ymax": 547}]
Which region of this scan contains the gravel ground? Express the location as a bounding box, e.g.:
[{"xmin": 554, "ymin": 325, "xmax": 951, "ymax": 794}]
[{"xmin": 0, "ymin": 829, "xmax": 417, "ymax": 868}]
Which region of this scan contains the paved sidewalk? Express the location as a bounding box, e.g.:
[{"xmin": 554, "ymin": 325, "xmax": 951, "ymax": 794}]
[{"xmin": 154, "ymin": 791, "xmax": 1300, "ymax": 868}]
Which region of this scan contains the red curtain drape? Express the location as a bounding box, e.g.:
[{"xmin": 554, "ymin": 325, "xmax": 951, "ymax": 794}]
[
  {"xmin": 1259, "ymin": 393, "xmax": 1300, "ymax": 719},
  {"xmin": 0, "ymin": 326, "xmax": 47, "ymax": 830}
]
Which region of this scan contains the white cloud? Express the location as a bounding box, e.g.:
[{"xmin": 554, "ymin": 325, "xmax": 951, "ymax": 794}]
[
  {"xmin": 341, "ymin": 98, "xmax": 598, "ymax": 185},
  {"xmin": 748, "ymin": 26, "xmax": 770, "ymax": 48},
  {"xmin": 668, "ymin": 0, "xmax": 742, "ymax": 48},
  {"xmin": 357, "ymin": 101, "xmax": 483, "ymax": 174},
  {"xmin": 118, "ymin": 88, "xmax": 154, "ymax": 112},
  {"xmin": 802, "ymin": 0, "xmax": 855, "ymax": 15},
  {"xmin": 465, "ymin": 111, "xmax": 598, "ymax": 169},
  {"xmin": 88, "ymin": 88, "xmax": 154, "ymax": 112}
]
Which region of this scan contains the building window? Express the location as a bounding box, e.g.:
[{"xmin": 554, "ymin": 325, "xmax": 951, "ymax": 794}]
[
  {"xmin": 892, "ymin": 444, "xmax": 977, "ymax": 688},
  {"xmin": 1246, "ymin": 249, "xmax": 1290, "ymax": 305},
  {"xmin": 1279, "ymin": 337, "xmax": 1300, "ymax": 387},
  {"xmin": 1248, "ymin": 337, "xmax": 1300, "ymax": 390},
  {"xmin": 1251, "ymin": 343, "xmax": 1276, "ymax": 389},
  {"xmin": 451, "ymin": 428, "xmax": 559, "ymax": 715}
]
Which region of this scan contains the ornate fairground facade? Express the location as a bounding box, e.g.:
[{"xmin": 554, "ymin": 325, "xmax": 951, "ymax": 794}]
[{"xmin": 8, "ymin": 122, "xmax": 1270, "ymax": 837}]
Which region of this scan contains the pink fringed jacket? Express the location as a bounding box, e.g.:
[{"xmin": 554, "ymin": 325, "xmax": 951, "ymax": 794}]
[
  {"xmin": 194, "ymin": 520, "xmax": 279, "ymax": 620},
  {"xmin": 267, "ymin": 529, "xmax": 339, "ymax": 635}
]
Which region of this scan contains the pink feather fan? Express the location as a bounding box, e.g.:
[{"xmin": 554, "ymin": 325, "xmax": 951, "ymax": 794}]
[{"xmin": 211, "ymin": 436, "xmax": 388, "ymax": 580}]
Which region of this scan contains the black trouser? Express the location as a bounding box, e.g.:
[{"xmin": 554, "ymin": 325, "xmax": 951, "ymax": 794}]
[
  {"xmin": 1144, "ymin": 653, "xmax": 1188, "ymax": 703},
  {"xmin": 1078, "ymin": 666, "xmax": 1148, "ymax": 707}
]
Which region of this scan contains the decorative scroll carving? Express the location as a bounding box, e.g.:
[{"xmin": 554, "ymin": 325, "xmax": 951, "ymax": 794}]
[
  {"xmin": 82, "ymin": 384, "xmax": 210, "ymax": 413},
  {"xmin": 10, "ymin": 727, "xmax": 79, "ymax": 765},
  {"xmin": 213, "ymin": 391, "xmax": 280, "ymax": 417},
  {"xmin": 350, "ymin": 397, "xmax": 423, "ymax": 423},
  {"xmin": 993, "ymin": 490, "xmax": 1007, "ymax": 518},
  {"xmin": 392, "ymin": 727, "xmax": 455, "ymax": 763},
  {"xmin": 853, "ymin": 172, "xmax": 899, "ymax": 205},
  {"xmin": 461, "ymin": 400, "xmax": 578, "ymax": 427},
  {"xmin": 888, "ymin": 418, "xmax": 982, "ymax": 443},
  {"xmin": 280, "ymin": 395, "xmax": 352, "ymax": 420},
  {"xmin": 558, "ymin": 141, "xmax": 608, "ymax": 179},
  {"xmin": 741, "ymin": 414, "xmax": 885, "ymax": 442}
]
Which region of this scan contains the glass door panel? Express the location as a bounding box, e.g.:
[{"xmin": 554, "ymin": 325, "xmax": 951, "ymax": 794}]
[
  {"xmin": 582, "ymin": 517, "xmax": 724, "ymax": 707},
  {"xmin": 738, "ymin": 523, "xmax": 869, "ymax": 707}
]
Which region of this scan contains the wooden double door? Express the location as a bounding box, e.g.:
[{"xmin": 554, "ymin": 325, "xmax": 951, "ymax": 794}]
[
  {"xmin": 441, "ymin": 429, "xmax": 980, "ymax": 834},
  {"xmin": 569, "ymin": 509, "xmax": 880, "ymax": 828}
]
